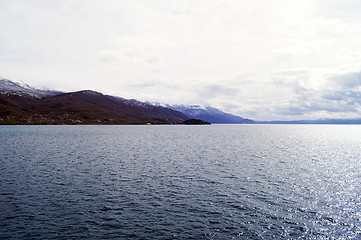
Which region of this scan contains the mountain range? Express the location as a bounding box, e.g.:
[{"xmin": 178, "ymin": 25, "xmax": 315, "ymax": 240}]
[
  {"xmin": 1, "ymin": 78, "xmax": 248, "ymax": 125},
  {"xmin": 0, "ymin": 79, "xmax": 193, "ymax": 125},
  {"xmin": 3, "ymin": 78, "xmax": 361, "ymax": 125},
  {"xmin": 0, "ymin": 78, "xmax": 257, "ymax": 125},
  {"xmin": 152, "ymin": 103, "xmax": 254, "ymax": 124}
]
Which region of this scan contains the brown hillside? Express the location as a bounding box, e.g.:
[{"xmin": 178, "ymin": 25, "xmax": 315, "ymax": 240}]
[{"xmin": 0, "ymin": 91, "xmax": 189, "ymax": 125}]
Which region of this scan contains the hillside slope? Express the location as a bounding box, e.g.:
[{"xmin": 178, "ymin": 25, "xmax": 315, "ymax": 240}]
[
  {"xmin": 0, "ymin": 80, "xmax": 190, "ymax": 125},
  {"xmin": 163, "ymin": 104, "xmax": 254, "ymax": 124}
]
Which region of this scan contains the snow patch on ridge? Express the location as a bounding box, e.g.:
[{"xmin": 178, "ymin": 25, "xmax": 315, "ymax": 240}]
[{"xmin": 0, "ymin": 78, "xmax": 61, "ymax": 98}]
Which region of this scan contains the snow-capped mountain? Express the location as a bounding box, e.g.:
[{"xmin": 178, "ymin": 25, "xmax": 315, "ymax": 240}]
[
  {"xmin": 152, "ymin": 103, "xmax": 254, "ymax": 124},
  {"xmin": 0, "ymin": 78, "xmax": 246, "ymax": 124},
  {"xmin": 0, "ymin": 78, "xmax": 61, "ymax": 98},
  {"xmin": 0, "ymin": 79, "xmax": 190, "ymax": 125}
]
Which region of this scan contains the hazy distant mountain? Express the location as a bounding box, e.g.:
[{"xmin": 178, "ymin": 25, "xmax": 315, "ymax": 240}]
[
  {"xmin": 258, "ymin": 119, "xmax": 361, "ymax": 124},
  {"xmin": 155, "ymin": 104, "xmax": 254, "ymax": 124},
  {"xmin": 0, "ymin": 79, "xmax": 190, "ymax": 125}
]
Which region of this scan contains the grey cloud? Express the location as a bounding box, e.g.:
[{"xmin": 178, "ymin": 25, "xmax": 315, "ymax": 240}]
[
  {"xmin": 276, "ymin": 100, "xmax": 359, "ymax": 116},
  {"xmin": 323, "ymin": 90, "xmax": 361, "ymax": 104},
  {"xmin": 271, "ymin": 71, "xmax": 310, "ymax": 94},
  {"xmin": 306, "ymin": 101, "xmax": 358, "ymax": 113},
  {"xmin": 275, "ymin": 89, "xmax": 360, "ymax": 117},
  {"xmin": 330, "ymin": 71, "xmax": 361, "ymax": 88},
  {"xmin": 267, "ymin": 69, "xmax": 361, "ymax": 117},
  {"xmin": 198, "ymin": 84, "xmax": 241, "ymax": 98},
  {"xmin": 219, "ymin": 102, "xmax": 242, "ymax": 112}
]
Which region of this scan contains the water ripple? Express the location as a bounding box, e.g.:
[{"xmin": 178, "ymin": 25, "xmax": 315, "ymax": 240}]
[{"xmin": 0, "ymin": 125, "xmax": 360, "ymax": 239}]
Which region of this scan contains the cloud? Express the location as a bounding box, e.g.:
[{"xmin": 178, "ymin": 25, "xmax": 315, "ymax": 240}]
[
  {"xmin": 98, "ymin": 51, "xmax": 120, "ymax": 63},
  {"xmin": 277, "ymin": 98, "xmax": 359, "ymax": 116},
  {"xmin": 271, "ymin": 70, "xmax": 312, "ymax": 93},
  {"xmin": 330, "ymin": 71, "xmax": 361, "ymax": 89},
  {"xmin": 198, "ymin": 84, "xmax": 241, "ymax": 99},
  {"xmin": 264, "ymin": 69, "xmax": 361, "ymax": 119},
  {"xmin": 2, "ymin": 0, "xmax": 361, "ymax": 120}
]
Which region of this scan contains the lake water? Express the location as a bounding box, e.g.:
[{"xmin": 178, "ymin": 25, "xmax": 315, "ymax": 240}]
[{"xmin": 0, "ymin": 125, "xmax": 360, "ymax": 239}]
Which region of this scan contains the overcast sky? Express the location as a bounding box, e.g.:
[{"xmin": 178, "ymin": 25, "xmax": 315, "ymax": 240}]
[{"xmin": 1, "ymin": 0, "xmax": 361, "ymax": 120}]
